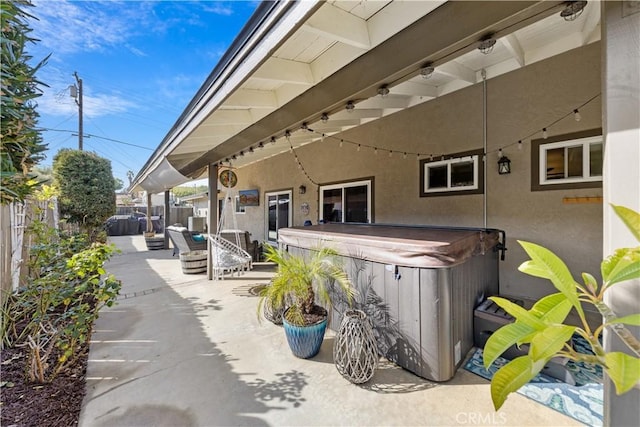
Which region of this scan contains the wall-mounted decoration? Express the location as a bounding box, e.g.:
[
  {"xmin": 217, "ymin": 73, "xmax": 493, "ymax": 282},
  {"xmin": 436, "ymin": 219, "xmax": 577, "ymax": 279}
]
[
  {"xmin": 239, "ymin": 189, "xmax": 259, "ymax": 206},
  {"xmin": 219, "ymin": 170, "xmax": 237, "ymax": 188},
  {"xmin": 300, "ymin": 202, "xmax": 310, "ymax": 216}
]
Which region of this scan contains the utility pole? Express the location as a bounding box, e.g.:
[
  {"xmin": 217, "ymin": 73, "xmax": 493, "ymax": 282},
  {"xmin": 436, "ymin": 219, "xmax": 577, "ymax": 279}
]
[{"xmin": 70, "ymin": 71, "xmax": 84, "ymax": 150}]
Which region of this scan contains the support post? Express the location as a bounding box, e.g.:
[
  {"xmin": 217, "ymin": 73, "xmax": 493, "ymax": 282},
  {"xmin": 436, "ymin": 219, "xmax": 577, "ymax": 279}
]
[
  {"xmin": 207, "ymin": 164, "xmax": 218, "ymax": 280},
  {"xmin": 602, "ymin": 1, "xmax": 640, "ymax": 425},
  {"xmin": 164, "ymin": 190, "xmax": 170, "ymax": 250}
]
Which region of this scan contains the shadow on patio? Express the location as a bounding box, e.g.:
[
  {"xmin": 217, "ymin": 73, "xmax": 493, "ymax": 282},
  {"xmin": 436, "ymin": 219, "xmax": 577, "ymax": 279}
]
[{"xmin": 79, "ymin": 235, "xmax": 580, "ymax": 426}]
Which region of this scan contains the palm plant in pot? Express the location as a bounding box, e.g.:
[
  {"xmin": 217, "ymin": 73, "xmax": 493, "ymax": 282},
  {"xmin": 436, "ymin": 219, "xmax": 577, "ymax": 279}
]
[{"xmin": 259, "ymin": 244, "xmax": 355, "ymax": 359}]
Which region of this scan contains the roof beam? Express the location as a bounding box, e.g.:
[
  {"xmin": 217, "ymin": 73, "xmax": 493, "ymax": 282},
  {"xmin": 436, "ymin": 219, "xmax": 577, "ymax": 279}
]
[
  {"xmin": 221, "ymin": 89, "xmax": 278, "ymax": 109},
  {"xmin": 581, "ymin": 2, "xmax": 601, "ymax": 44},
  {"xmin": 251, "ymin": 57, "xmax": 315, "ymax": 85},
  {"xmin": 303, "ymin": 2, "xmax": 370, "ymax": 49},
  {"xmin": 391, "ymin": 81, "xmax": 438, "ymax": 98},
  {"xmin": 501, "ymin": 34, "xmax": 526, "ymax": 67},
  {"xmin": 435, "ymin": 61, "xmax": 477, "ymax": 83}
]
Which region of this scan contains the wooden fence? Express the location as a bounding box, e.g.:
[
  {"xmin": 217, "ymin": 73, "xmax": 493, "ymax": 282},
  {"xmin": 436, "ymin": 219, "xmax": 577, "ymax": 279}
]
[{"xmin": 1, "ymin": 199, "xmax": 57, "ymax": 297}]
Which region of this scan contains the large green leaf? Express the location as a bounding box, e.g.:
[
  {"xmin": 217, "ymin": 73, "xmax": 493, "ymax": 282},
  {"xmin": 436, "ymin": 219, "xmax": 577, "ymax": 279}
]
[
  {"xmin": 607, "ymin": 314, "xmax": 640, "ymax": 327},
  {"xmin": 489, "ymin": 297, "xmax": 546, "ymax": 330},
  {"xmin": 518, "ymin": 241, "xmax": 583, "ymax": 318},
  {"xmin": 601, "ymin": 247, "xmax": 640, "ymax": 287},
  {"xmin": 605, "ymin": 352, "xmax": 640, "ymax": 394},
  {"xmin": 483, "ymin": 322, "xmax": 535, "ymax": 369},
  {"xmin": 612, "ymin": 204, "xmax": 640, "ymax": 242},
  {"xmin": 530, "ymin": 324, "xmax": 576, "ymax": 362},
  {"xmin": 530, "ymin": 292, "xmax": 573, "ymax": 324},
  {"xmin": 491, "ymin": 356, "xmax": 540, "ymax": 410}
]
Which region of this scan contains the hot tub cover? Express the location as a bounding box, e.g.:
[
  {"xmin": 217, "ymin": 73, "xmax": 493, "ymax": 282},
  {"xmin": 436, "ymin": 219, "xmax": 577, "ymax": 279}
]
[{"xmin": 278, "ymin": 224, "xmax": 501, "ymax": 268}]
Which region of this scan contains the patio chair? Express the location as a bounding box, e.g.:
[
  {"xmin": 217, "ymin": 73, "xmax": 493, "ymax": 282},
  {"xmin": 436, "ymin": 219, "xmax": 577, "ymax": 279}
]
[
  {"xmin": 166, "ymin": 225, "xmax": 207, "ymax": 256},
  {"xmin": 209, "ymin": 234, "xmax": 252, "ymax": 280},
  {"xmin": 218, "ymin": 229, "xmax": 259, "ymax": 262}
]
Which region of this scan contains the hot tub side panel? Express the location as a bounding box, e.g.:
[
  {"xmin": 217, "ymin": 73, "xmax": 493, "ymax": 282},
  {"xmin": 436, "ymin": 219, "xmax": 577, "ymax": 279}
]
[{"xmin": 283, "ymin": 233, "xmax": 499, "ymax": 382}]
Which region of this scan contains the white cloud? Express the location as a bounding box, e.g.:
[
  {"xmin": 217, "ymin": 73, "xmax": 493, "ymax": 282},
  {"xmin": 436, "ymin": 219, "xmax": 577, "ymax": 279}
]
[
  {"xmin": 31, "ymin": 0, "xmax": 134, "ymax": 55},
  {"xmin": 201, "ymin": 3, "xmax": 234, "ymax": 16},
  {"xmin": 35, "ymin": 65, "xmax": 135, "ymax": 119}
]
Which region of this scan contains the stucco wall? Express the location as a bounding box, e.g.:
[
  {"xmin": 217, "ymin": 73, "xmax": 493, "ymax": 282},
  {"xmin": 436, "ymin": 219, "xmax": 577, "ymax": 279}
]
[{"xmin": 229, "ymin": 42, "xmax": 602, "ymax": 304}]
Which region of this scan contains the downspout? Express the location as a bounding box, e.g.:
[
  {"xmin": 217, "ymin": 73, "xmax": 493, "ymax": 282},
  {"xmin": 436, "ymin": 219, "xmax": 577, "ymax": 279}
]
[{"xmin": 482, "ymin": 68, "xmax": 488, "ymax": 228}]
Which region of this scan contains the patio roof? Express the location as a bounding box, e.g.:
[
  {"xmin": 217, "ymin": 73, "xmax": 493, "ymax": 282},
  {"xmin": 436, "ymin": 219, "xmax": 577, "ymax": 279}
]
[{"xmin": 131, "ymin": 0, "xmax": 600, "ymax": 194}]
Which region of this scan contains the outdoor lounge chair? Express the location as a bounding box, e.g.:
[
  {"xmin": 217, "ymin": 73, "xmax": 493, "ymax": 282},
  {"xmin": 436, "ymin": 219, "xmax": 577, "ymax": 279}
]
[
  {"xmin": 166, "ymin": 225, "xmax": 207, "ymax": 256},
  {"xmin": 218, "ymin": 229, "xmax": 259, "ymax": 262}
]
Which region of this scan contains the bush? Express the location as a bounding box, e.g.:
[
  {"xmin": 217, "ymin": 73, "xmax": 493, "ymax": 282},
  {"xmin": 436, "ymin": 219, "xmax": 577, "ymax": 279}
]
[
  {"xmin": 53, "ymin": 149, "xmax": 116, "ymax": 238},
  {"xmin": 0, "ymin": 0, "xmax": 48, "ymax": 204},
  {"xmin": 1, "ymin": 220, "xmax": 121, "ymax": 382}
]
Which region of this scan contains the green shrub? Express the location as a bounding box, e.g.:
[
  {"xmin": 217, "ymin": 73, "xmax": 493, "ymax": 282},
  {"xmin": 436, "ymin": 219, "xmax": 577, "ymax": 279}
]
[
  {"xmin": 0, "ymin": 0, "xmax": 48, "ymax": 204},
  {"xmin": 1, "ymin": 221, "xmax": 121, "ymax": 382},
  {"xmin": 53, "ymin": 149, "xmax": 117, "ymax": 239}
]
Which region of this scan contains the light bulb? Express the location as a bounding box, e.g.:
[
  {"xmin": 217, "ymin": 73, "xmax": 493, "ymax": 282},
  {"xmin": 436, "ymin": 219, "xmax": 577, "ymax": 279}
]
[
  {"xmin": 574, "ymin": 109, "xmax": 581, "ymax": 122},
  {"xmin": 518, "ymin": 140, "xmax": 523, "ymax": 150},
  {"xmin": 357, "ymin": 144, "xmax": 361, "ymax": 152},
  {"xmin": 543, "ymin": 128, "xmax": 548, "ymax": 139}
]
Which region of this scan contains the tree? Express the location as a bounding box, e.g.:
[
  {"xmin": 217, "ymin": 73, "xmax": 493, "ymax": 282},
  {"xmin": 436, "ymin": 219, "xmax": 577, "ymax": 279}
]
[
  {"xmin": 114, "ymin": 177, "xmax": 124, "ymax": 191},
  {"xmin": 53, "ymin": 149, "xmax": 116, "ymax": 235},
  {"xmin": 0, "ymin": 0, "xmax": 49, "ymax": 204}
]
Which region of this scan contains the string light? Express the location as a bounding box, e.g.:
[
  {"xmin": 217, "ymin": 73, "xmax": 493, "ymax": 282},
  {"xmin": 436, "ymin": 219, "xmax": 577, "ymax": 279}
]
[
  {"xmin": 374, "ymin": 148, "xmax": 378, "ymax": 155},
  {"xmin": 278, "ymin": 93, "xmax": 599, "ymax": 178},
  {"xmin": 271, "ymin": 136, "xmax": 276, "ymax": 144}
]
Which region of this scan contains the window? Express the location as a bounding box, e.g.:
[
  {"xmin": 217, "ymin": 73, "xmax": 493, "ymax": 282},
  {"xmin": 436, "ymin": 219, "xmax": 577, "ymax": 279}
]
[
  {"xmin": 265, "ymin": 190, "xmax": 292, "ymax": 243},
  {"xmin": 319, "ymin": 179, "xmax": 372, "ymax": 223},
  {"xmin": 532, "ymin": 130, "xmax": 602, "ymax": 191},
  {"xmin": 420, "ymin": 150, "xmax": 483, "ymax": 197},
  {"xmin": 234, "ymin": 196, "xmax": 246, "ymax": 214}
]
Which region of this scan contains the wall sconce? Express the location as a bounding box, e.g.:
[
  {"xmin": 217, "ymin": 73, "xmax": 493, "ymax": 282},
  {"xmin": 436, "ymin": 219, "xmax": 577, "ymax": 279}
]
[
  {"xmin": 420, "ymin": 62, "xmax": 435, "ymax": 79},
  {"xmin": 478, "ymin": 34, "xmax": 497, "ymax": 54},
  {"xmin": 346, "ymin": 101, "xmax": 355, "ymax": 112},
  {"xmin": 560, "ymin": 1, "xmax": 587, "ymax": 21},
  {"xmin": 498, "ymin": 152, "xmax": 511, "ymax": 175},
  {"xmin": 299, "ymin": 185, "xmax": 306, "ymax": 194}
]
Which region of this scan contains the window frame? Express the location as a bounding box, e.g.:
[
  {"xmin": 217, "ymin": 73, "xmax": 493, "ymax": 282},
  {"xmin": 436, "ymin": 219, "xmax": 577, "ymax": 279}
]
[
  {"xmin": 234, "ymin": 196, "xmax": 246, "ymax": 214},
  {"xmin": 531, "ymin": 129, "xmax": 603, "ymax": 191},
  {"xmin": 264, "ymin": 189, "xmax": 292, "ymax": 244},
  {"xmin": 419, "ymin": 149, "xmax": 484, "ymax": 197},
  {"xmin": 319, "ymin": 178, "xmax": 373, "ymax": 224}
]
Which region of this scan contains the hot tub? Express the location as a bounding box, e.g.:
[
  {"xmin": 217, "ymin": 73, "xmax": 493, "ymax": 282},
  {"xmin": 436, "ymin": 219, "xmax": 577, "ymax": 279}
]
[{"xmin": 278, "ymin": 223, "xmax": 504, "ymax": 381}]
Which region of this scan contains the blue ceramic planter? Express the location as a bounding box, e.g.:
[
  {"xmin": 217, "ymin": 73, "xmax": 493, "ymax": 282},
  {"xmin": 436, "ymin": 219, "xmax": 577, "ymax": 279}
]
[{"xmin": 282, "ymin": 312, "xmax": 328, "ymax": 359}]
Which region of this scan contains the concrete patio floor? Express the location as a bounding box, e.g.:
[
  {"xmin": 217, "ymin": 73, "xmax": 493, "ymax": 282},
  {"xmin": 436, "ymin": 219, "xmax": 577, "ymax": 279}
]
[{"xmin": 79, "ymin": 235, "xmax": 580, "ymax": 426}]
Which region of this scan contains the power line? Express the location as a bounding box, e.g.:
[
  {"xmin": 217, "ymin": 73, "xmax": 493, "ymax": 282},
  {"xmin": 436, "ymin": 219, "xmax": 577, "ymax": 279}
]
[{"xmin": 39, "ymin": 128, "xmax": 153, "ymax": 151}]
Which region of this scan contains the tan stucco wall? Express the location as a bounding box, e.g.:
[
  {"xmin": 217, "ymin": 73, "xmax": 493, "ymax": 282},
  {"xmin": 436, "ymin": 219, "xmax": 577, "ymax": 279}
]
[{"xmin": 229, "ymin": 42, "xmax": 603, "ymax": 304}]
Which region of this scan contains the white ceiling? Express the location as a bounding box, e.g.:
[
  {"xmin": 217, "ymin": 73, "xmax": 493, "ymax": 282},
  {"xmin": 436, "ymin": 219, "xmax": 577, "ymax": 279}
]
[{"xmin": 154, "ymin": 0, "xmax": 601, "ymax": 182}]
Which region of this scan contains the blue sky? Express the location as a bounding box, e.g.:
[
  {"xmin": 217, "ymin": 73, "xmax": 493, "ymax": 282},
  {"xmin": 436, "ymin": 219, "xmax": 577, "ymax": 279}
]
[{"xmin": 28, "ymin": 0, "xmax": 259, "ymax": 186}]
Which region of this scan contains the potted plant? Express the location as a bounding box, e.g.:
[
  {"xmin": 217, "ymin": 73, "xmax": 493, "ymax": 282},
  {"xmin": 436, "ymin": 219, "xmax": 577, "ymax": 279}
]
[
  {"xmin": 259, "ymin": 244, "xmax": 355, "ymax": 359},
  {"xmin": 483, "ymin": 204, "xmax": 640, "ymax": 411}
]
